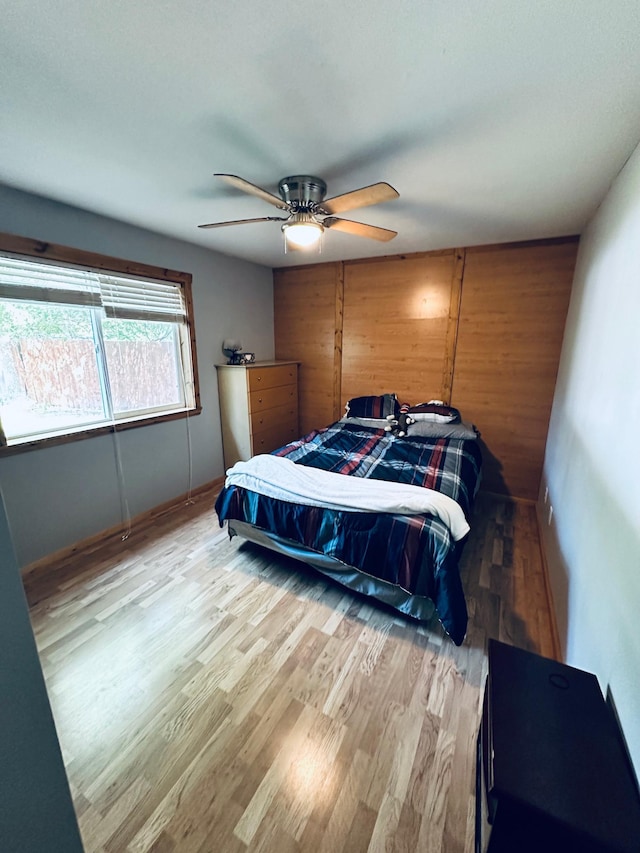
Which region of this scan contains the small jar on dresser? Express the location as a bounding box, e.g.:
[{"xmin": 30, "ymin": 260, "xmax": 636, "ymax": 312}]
[{"xmin": 216, "ymin": 360, "xmax": 299, "ymax": 470}]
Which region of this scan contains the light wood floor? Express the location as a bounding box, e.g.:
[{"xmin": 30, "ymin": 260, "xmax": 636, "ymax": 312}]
[{"xmin": 25, "ymin": 491, "xmax": 556, "ymax": 853}]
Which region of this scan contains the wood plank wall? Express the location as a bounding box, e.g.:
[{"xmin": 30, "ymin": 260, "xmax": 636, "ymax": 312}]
[
  {"xmin": 274, "ymin": 237, "xmax": 578, "ymax": 500},
  {"xmin": 341, "ymin": 251, "xmax": 459, "ymax": 408},
  {"xmin": 273, "ymin": 264, "xmax": 340, "ymax": 435},
  {"xmin": 451, "ymin": 240, "xmax": 578, "ymax": 497}
]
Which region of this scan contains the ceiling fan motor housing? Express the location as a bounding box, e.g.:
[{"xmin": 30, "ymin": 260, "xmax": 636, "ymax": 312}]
[{"xmin": 278, "ymin": 175, "xmax": 327, "ymax": 211}]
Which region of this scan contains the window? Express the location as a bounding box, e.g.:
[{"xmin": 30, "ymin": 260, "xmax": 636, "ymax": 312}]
[{"xmin": 0, "ymin": 238, "xmax": 200, "ymax": 450}]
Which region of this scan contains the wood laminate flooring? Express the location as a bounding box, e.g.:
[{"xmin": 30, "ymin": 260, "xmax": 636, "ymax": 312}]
[{"xmin": 25, "ymin": 491, "xmax": 556, "ymax": 852}]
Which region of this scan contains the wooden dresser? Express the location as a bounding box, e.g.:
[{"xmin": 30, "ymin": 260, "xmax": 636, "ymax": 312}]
[{"xmin": 216, "ymin": 361, "xmax": 299, "ymax": 470}]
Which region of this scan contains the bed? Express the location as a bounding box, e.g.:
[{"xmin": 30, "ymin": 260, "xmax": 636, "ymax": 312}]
[{"xmin": 215, "ymin": 396, "xmax": 482, "ymax": 645}]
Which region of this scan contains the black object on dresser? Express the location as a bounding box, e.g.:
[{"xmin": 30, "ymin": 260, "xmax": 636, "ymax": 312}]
[{"xmin": 476, "ymin": 639, "xmax": 640, "ymax": 853}]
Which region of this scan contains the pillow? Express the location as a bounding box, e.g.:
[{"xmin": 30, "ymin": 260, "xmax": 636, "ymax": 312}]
[
  {"xmin": 345, "ymin": 394, "xmax": 399, "ymax": 419},
  {"xmin": 406, "ymin": 419, "xmax": 478, "ymax": 440},
  {"xmin": 340, "ymin": 416, "xmax": 390, "ymax": 430},
  {"xmin": 407, "ymin": 401, "xmax": 461, "ymax": 423}
]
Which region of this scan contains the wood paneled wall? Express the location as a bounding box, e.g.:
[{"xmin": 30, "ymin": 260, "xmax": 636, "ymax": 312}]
[
  {"xmin": 274, "ymin": 237, "xmax": 578, "ymax": 500},
  {"xmin": 341, "ymin": 251, "xmax": 462, "ymax": 407},
  {"xmin": 451, "ymin": 240, "xmax": 578, "ymax": 497},
  {"xmin": 273, "ymin": 263, "xmax": 341, "ymax": 435}
]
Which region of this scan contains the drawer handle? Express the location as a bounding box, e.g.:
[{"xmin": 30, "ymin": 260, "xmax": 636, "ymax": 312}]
[
  {"xmin": 256, "ymin": 376, "xmax": 262, "ymax": 382},
  {"xmin": 258, "ymin": 397, "xmax": 263, "ymax": 403}
]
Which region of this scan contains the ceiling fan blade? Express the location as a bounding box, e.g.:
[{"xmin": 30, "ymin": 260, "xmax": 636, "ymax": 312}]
[
  {"xmin": 214, "ymin": 174, "xmax": 289, "ymax": 210},
  {"xmin": 320, "ymin": 182, "xmax": 399, "ymax": 215},
  {"xmin": 323, "ymin": 217, "xmax": 397, "ymax": 242},
  {"xmin": 198, "ymin": 216, "xmax": 287, "ymax": 229}
]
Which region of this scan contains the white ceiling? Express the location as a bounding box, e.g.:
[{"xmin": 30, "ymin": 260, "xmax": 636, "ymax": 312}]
[{"xmin": 1, "ymin": 1, "xmax": 640, "ymax": 269}]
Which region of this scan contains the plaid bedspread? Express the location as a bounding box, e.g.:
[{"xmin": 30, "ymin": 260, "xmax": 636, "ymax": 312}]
[{"xmin": 215, "ymin": 422, "xmax": 482, "ymax": 644}]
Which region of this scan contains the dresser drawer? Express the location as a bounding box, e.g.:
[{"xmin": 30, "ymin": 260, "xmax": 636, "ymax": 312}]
[
  {"xmin": 248, "ymin": 364, "xmax": 297, "ymax": 393},
  {"xmin": 249, "ymin": 383, "xmax": 297, "ymax": 413},
  {"xmin": 250, "ymin": 402, "xmax": 297, "ymax": 435},
  {"xmin": 251, "ymin": 421, "xmax": 299, "ymax": 455}
]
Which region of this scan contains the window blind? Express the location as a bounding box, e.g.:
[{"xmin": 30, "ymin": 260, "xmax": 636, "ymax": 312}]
[
  {"xmin": 0, "ymin": 254, "xmax": 101, "ymax": 307},
  {"xmin": 98, "ymin": 274, "xmax": 186, "ymax": 323},
  {"xmin": 0, "ymin": 253, "xmax": 186, "ymax": 322}
]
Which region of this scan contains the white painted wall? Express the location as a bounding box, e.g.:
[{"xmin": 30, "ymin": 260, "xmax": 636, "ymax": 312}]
[
  {"xmin": 540, "ymin": 140, "xmax": 640, "ymax": 777},
  {"xmin": 0, "ymin": 185, "xmax": 274, "ymax": 566}
]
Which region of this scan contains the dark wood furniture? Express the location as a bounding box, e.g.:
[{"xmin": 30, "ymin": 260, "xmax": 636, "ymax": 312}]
[{"xmin": 477, "ymin": 639, "xmax": 640, "ymax": 852}]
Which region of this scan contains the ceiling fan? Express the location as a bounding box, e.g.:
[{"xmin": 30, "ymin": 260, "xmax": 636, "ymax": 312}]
[{"xmin": 198, "ymin": 174, "xmax": 399, "ymax": 249}]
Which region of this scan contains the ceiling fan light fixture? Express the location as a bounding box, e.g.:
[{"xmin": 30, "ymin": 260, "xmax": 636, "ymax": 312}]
[
  {"xmin": 282, "ymin": 214, "xmax": 324, "ymax": 250},
  {"xmin": 200, "ymin": 174, "xmax": 399, "ymax": 251}
]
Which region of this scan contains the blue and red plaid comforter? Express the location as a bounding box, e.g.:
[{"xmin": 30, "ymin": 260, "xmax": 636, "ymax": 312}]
[{"xmin": 215, "ymin": 422, "xmax": 482, "ymax": 643}]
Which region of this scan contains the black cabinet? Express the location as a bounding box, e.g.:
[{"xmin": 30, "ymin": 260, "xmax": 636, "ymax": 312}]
[{"xmin": 476, "ymin": 639, "xmax": 640, "ymax": 853}]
